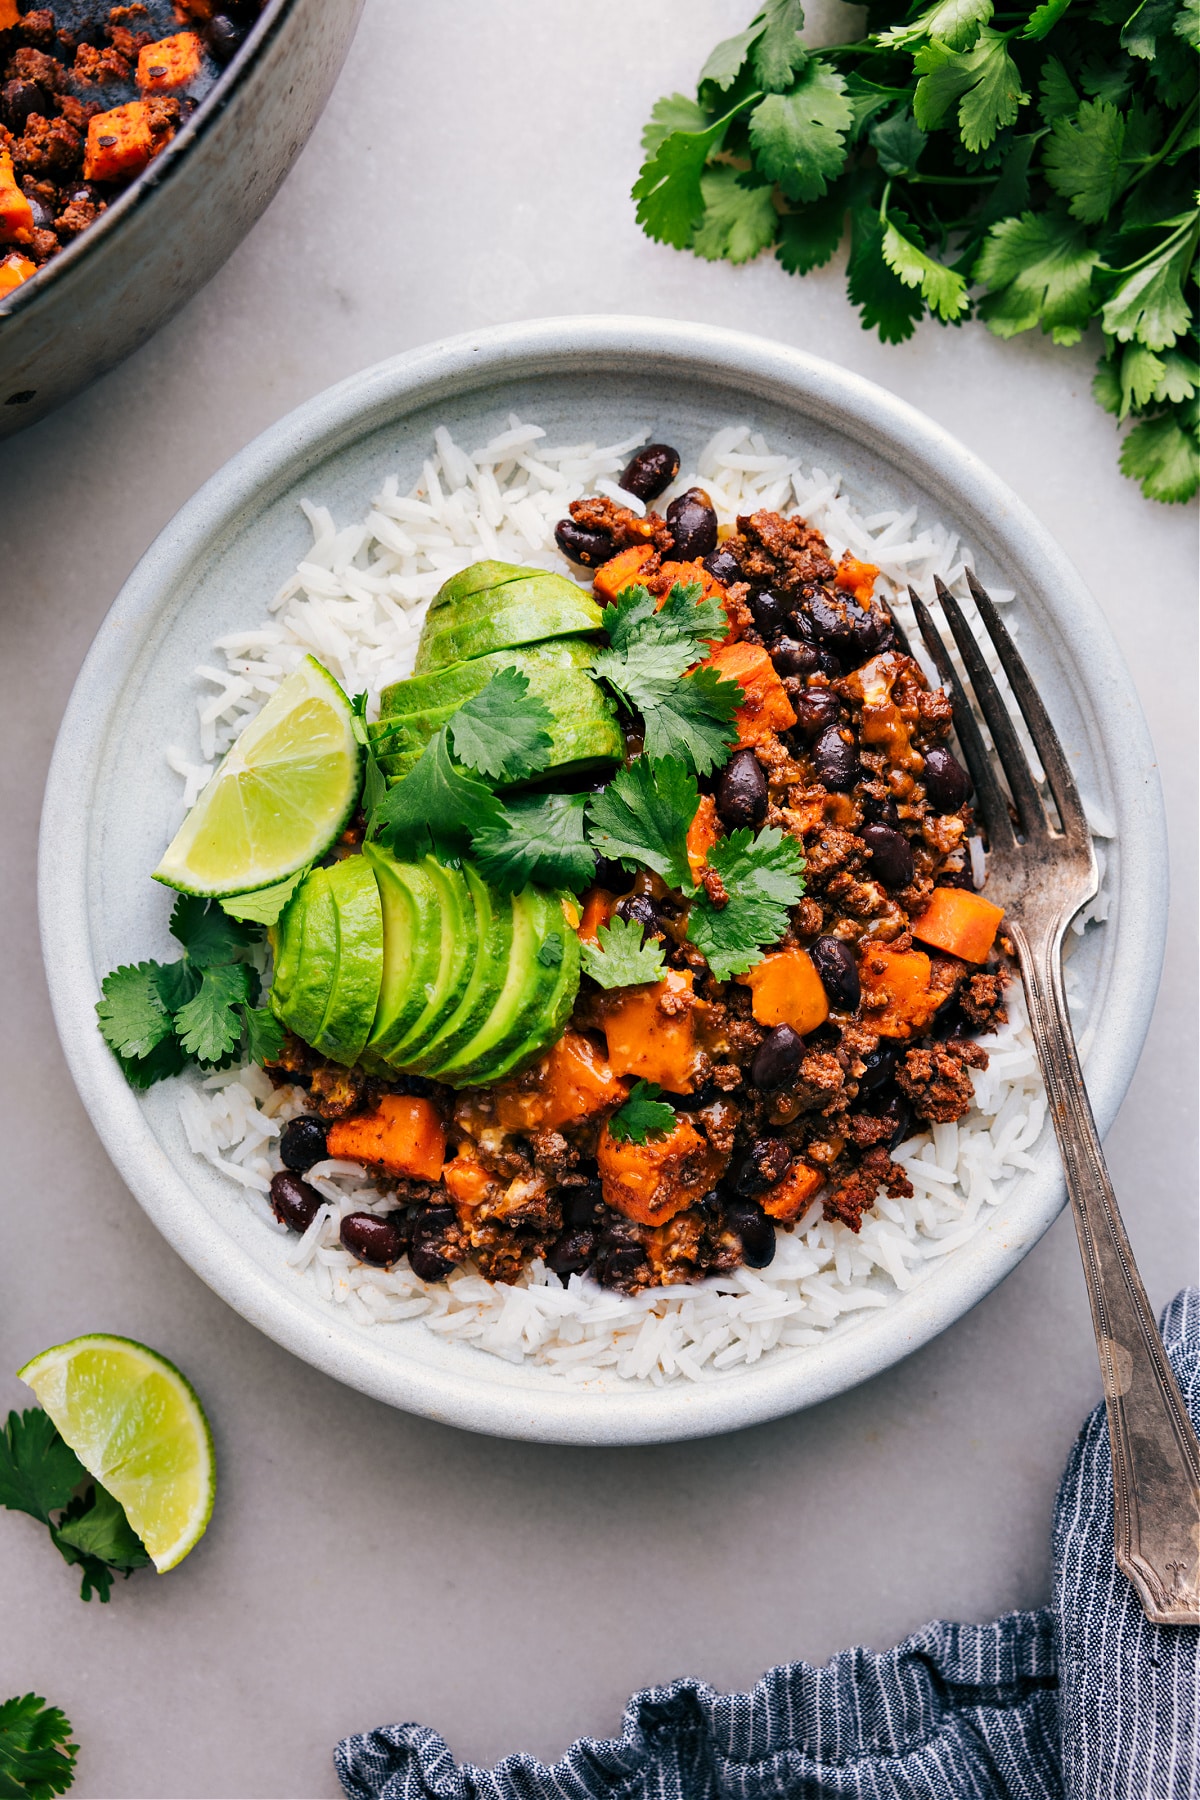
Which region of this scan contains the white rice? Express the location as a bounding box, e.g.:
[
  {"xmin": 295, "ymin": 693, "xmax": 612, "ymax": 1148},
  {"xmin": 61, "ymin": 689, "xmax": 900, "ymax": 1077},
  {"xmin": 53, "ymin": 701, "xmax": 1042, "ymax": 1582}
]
[{"xmin": 167, "ymin": 416, "xmax": 1102, "ymax": 1384}]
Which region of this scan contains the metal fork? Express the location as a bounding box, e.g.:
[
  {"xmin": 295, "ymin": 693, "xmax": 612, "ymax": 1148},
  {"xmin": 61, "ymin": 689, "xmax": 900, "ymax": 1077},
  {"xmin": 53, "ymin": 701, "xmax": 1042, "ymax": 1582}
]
[{"xmin": 906, "ymin": 571, "xmax": 1200, "ymax": 1626}]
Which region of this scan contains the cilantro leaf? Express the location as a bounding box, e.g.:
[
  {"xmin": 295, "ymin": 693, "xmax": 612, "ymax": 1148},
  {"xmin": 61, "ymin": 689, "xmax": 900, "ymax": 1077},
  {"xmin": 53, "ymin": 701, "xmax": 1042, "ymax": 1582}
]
[
  {"xmin": 607, "ymin": 1081, "xmax": 677, "ymax": 1145},
  {"xmin": 0, "ymin": 1412, "xmax": 85, "ymax": 1524},
  {"xmin": 776, "ymin": 186, "xmax": 849, "ymax": 273},
  {"xmin": 748, "ymin": 64, "xmax": 854, "ymax": 202},
  {"xmin": 95, "ymin": 963, "xmax": 174, "ymax": 1061},
  {"xmin": 1038, "ymin": 54, "xmax": 1080, "ymax": 120},
  {"xmin": 115, "ymin": 1034, "xmax": 188, "ymax": 1090},
  {"xmin": 632, "ymin": 110, "xmax": 737, "ymax": 248},
  {"xmin": 1119, "ymin": 410, "xmax": 1200, "ymax": 500},
  {"xmin": 699, "ymin": 21, "xmax": 765, "ymax": 92},
  {"xmin": 693, "ymin": 166, "xmax": 779, "ymax": 263},
  {"xmin": 1092, "ymin": 352, "xmax": 1124, "ymax": 414},
  {"xmin": 219, "ymin": 870, "xmax": 307, "ymax": 926},
  {"xmin": 174, "ymin": 962, "xmax": 253, "ymax": 1064},
  {"xmin": 637, "ymin": 666, "xmax": 743, "ymax": 776},
  {"xmin": 751, "ymin": 0, "xmax": 809, "ymax": 91},
  {"xmin": 881, "ymin": 210, "xmax": 971, "ymax": 320},
  {"xmin": 1043, "ymin": 98, "xmax": 1127, "ymax": 222},
  {"xmin": 537, "ymin": 933, "xmax": 565, "ymax": 969},
  {"xmin": 913, "ymin": 30, "xmax": 1027, "ymax": 153},
  {"xmin": 1120, "ymin": 0, "xmax": 1178, "ymax": 58},
  {"xmin": 0, "ymin": 1694, "xmax": 78, "ymax": 1800},
  {"xmin": 1176, "ymin": 0, "xmax": 1200, "ymax": 49},
  {"xmin": 1150, "ymin": 349, "xmax": 1200, "ymax": 403},
  {"xmin": 1023, "ymin": 0, "xmax": 1074, "ymax": 36},
  {"xmin": 870, "ymin": 109, "xmax": 928, "ymax": 177},
  {"xmin": 975, "ymin": 209, "xmax": 1100, "ymax": 344},
  {"xmin": 876, "ymin": 0, "xmax": 994, "ymax": 52},
  {"xmin": 242, "ymin": 1004, "xmax": 285, "ymax": 1065},
  {"xmin": 600, "ymin": 580, "xmax": 727, "ymax": 664},
  {"xmin": 587, "ymin": 758, "xmax": 698, "ymax": 891},
  {"xmin": 581, "ymin": 915, "xmax": 668, "ymax": 990},
  {"xmin": 848, "ymin": 205, "xmax": 926, "ymax": 343},
  {"xmin": 53, "ymin": 1484, "xmax": 150, "ymax": 1573},
  {"xmin": 471, "ymin": 791, "xmax": 596, "ymax": 894},
  {"xmin": 447, "ymin": 666, "xmax": 554, "ymax": 783},
  {"xmin": 642, "ymin": 92, "xmax": 713, "ymax": 156},
  {"xmin": 168, "ymin": 894, "xmax": 256, "ymax": 967},
  {"xmin": 371, "ymin": 728, "xmax": 505, "ymax": 861},
  {"xmin": 685, "ymin": 826, "xmax": 806, "ymax": 981},
  {"xmin": 1100, "ymin": 229, "xmax": 1194, "ymax": 349}
]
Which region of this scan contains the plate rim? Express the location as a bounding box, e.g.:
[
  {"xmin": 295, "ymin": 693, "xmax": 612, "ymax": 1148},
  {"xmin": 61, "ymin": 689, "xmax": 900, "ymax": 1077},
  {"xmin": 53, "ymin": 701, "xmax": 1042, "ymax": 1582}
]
[{"xmin": 38, "ymin": 315, "xmax": 1168, "ymax": 1444}]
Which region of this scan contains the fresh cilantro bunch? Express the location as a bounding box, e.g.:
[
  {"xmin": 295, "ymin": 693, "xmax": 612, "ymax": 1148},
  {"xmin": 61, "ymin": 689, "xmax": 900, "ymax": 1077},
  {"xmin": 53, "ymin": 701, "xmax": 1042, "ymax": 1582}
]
[
  {"xmin": 95, "ymin": 896, "xmax": 282, "ymax": 1088},
  {"xmin": 635, "ymin": 0, "xmax": 1199, "ymax": 503},
  {"xmin": 607, "ymin": 1081, "xmax": 678, "ymax": 1144},
  {"xmin": 0, "ymin": 1694, "xmax": 77, "ymax": 1800},
  {"xmin": 0, "ymin": 1409, "xmax": 149, "ymax": 1605},
  {"xmin": 590, "ymin": 580, "xmax": 743, "ymax": 773}
]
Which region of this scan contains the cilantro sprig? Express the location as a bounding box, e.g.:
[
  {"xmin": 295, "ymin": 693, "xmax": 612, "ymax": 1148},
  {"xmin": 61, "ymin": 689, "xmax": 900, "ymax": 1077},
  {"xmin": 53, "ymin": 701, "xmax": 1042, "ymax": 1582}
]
[
  {"xmin": 0, "ymin": 1693, "xmax": 78, "ymax": 1799},
  {"xmin": 607, "ymin": 1081, "xmax": 678, "ymax": 1145},
  {"xmin": 591, "ymin": 583, "xmax": 742, "ymax": 776},
  {"xmin": 634, "ymin": 1, "xmax": 1199, "ymax": 503},
  {"xmin": 96, "ymin": 896, "xmax": 281, "ymax": 1088},
  {"xmin": 580, "ymin": 914, "xmax": 669, "ymax": 989},
  {"xmin": 0, "ymin": 1409, "xmax": 150, "ymax": 1605}
]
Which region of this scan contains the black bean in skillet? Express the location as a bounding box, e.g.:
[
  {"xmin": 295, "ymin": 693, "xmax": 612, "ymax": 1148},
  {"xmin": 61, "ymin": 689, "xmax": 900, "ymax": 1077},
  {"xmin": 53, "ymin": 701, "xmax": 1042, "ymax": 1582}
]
[
  {"xmin": 703, "ymin": 544, "xmax": 741, "ymax": 585},
  {"xmin": 614, "ymin": 892, "xmax": 661, "ymax": 935},
  {"xmin": 408, "ymin": 1205, "xmax": 458, "ymax": 1281},
  {"xmin": 922, "ymin": 744, "xmax": 971, "ymax": 811},
  {"xmin": 279, "ymin": 1114, "xmax": 328, "ymax": 1173},
  {"xmin": 810, "ymin": 937, "xmax": 860, "ymax": 1012},
  {"xmin": 735, "ymin": 1137, "xmax": 791, "ymax": 1195},
  {"xmin": 619, "ymin": 443, "xmax": 680, "ymax": 503},
  {"xmin": 269, "ymin": 1172, "xmax": 322, "ymax": 1234},
  {"xmin": 725, "ymin": 1196, "xmax": 776, "ymax": 1268},
  {"xmin": 857, "ymin": 1045, "xmax": 896, "ymax": 1093},
  {"xmin": 750, "ymin": 1024, "xmax": 805, "ymax": 1092},
  {"xmin": 772, "ymin": 636, "xmax": 819, "ymax": 678},
  {"xmin": 554, "ymin": 518, "xmax": 615, "ymax": 568},
  {"xmin": 792, "ymin": 687, "xmax": 840, "ymax": 739},
  {"xmin": 3, "ymin": 80, "xmax": 46, "ymax": 132},
  {"xmin": 870, "ymin": 1089, "xmax": 914, "ymax": 1150},
  {"xmin": 594, "ymin": 1239, "xmax": 646, "ymax": 1289},
  {"xmin": 812, "ymin": 724, "xmax": 858, "ymax": 790},
  {"xmin": 208, "ymin": 13, "xmax": 248, "ymax": 62},
  {"xmin": 861, "ymin": 823, "xmax": 915, "ymax": 889},
  {"xmin": 340, "ymin": 1210, "xmax": 406, "ymax": 1267},
  {"xmin": 546, "ymin": 1228, "xmax": 597, "ymax": 1277},
  {"xmin": 749, "ymin": 589, "xmax": 789, "ymax": 637},
  {"xmin": 561, "ymin": 1180, "xmax": 605, "ymax": 1228},
  {"xmin": 665, "ymin": 488, "xmax": 718, "ymax": 561},
  {"xmin": 716, "ymin": 747, "xmax": 767, "ymax": 829}
]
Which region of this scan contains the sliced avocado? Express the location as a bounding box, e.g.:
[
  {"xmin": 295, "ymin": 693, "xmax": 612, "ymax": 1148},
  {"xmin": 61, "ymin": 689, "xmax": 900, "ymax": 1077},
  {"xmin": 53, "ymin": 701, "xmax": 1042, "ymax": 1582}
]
[
  {"xmin": 480, "ymin": 903, "xmax": 582, "ymax": 1084},
  {"xmin": 385, "ymin": 858, "xmax": 476, "ymax": 1070},
  {"xmin": 439, "ymin": 887, "xmax": 573, "ymax": 1087},
  {"xmin": 426, "ymin": 561, "xmax": 536, "ymax": 611},
  {"xmin": 267, "ymin": 866, "xmax": 338, "ymax": 1046},
  {"xmin": 414, "ymin": 579, "xmax": 603, "ymax": 675},
  {"xmin": 407, "ymin": 865, "xmax": 514, "ymax": 1078},
  {"xmin": 310, "ymin": 856, "xmax": 383, "ymax": 1067},
  {"xmin": 376, "ymin": 637, "xmax": 597, "ymax": 721},
  {"xmin": 362, "ymin": 847, "xmax": 446, "ymax": 1069}
]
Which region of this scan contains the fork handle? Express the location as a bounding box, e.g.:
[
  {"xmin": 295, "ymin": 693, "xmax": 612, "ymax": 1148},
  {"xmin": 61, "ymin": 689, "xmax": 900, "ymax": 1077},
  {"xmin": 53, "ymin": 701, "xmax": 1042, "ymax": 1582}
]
[{"xmin": 1013, "ymin": 920, "xmax": 1200, "ymax": 1625}]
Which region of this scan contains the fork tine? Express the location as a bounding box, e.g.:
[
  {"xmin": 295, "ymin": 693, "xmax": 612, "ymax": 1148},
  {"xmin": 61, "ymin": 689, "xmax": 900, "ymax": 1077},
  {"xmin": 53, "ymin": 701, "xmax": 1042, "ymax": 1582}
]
[
  {"xmin": 964, "ymin": 571, "xmax": 1091, "ymax": 851},
  {"xmin": 934, "ymin": 577, "xmax": 1048, "ymax": 841},
  {"xmin": 909, "ymin": 587, "xmax": 1016, "ymax": 854}
]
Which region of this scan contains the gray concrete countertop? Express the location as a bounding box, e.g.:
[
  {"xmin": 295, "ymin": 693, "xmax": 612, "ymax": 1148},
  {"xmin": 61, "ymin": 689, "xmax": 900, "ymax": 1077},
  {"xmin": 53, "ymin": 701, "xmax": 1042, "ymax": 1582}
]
[{"xmin": 1, "ymin": 5, "xmax": 1195, "ymax": 1795}]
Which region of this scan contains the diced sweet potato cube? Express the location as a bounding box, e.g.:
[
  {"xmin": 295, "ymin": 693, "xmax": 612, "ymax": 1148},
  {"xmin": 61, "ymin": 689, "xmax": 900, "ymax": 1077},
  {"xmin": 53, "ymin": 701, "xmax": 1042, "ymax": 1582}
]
[
  {"xmin": 601, "ymin": 968, "xmax": 697, "ymax": 1094},
  {"xmin": 702, "ymin": 642, "xmax": 796, "ymax": 744},
  {"xmin": 653, "ymin": 558, "xmax": 741, "ymax": 643},
  {"xmin": 326, "ymin": 1094, "xmax": 445, "ymax": 1182},
  {"xmin": 686, "ymin": 794, "xmax": 720, "ymax": 882},
  {"xmin": 835, "ymin": 553, "xmax": 880, "ymax": 605},
  {"xmin": 137, "ymin": 32, "xmax": 203, "ymax": 92},
  {"xmin": 0, "ymin": 0, "xmax": 20, "ymax": 27},
  {"xmin": 597, "ymin": 1114, "xmax": 722, "ymax": 1226},
  {"xmin": 912, "ymin": 887, "xmax": 1004, "ymax": 964},
  {"xmin": 761, "ymin": 1161, "xmax": 824, "ymax": 1222},
  {"xmin": 491, "ymin": 1030, "xmax": 629, "ymax": 1132},
  {"xmin": 577, "ymin": 887, "xmax": 620, "ymax": 945},
  {"xmin": 84, "ymin": 102, "xmax": 157, "ymax": 182},
  {"xmin": 0, "ymin": 151, "xmax": 33, "ymax": 244},
  {"xmin": 443, "ymin": 1149, "xmax": 492, "ymax": 1209},
  {"xmin": 859, "ymin": 946, "xmax": 956, "ymax": 1040},
  {"xmin": 0, "ymin": 252, "xmax": 35, "ymax": 297},
  {"xmin": 593, "ymin": 544, "xmax": 655, "ymax": 604},
  {"xmin": 738, "ymin": 948, "xmax": 830, "ymax": 1036}
]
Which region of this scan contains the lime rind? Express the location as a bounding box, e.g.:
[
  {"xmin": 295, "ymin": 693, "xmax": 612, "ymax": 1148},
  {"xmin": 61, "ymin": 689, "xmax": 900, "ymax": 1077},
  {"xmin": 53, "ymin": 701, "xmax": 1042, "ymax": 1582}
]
[{"xmin": 18, "ymin": 1334, "xmax": 216, "ymax": 1574}]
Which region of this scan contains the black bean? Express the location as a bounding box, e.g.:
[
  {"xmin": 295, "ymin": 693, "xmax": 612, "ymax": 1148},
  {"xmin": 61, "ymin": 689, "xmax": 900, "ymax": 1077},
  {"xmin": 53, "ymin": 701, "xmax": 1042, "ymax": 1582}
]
[
  {"xmin": 595, "ymin": 1242, "xmax": 646, "ymax": 1288},
  {"xmin": 861, "ymin": 823, "xmax": 915, "ymax": 888},
  {"xmin": 546, "ymin": 1228, "xmax": 596, "ymax": 1276},
  {"xmin": 932, "ymin": 1000, "xmax": 969, "ymax": 1041},
  {"xmin": 862, "ymin": 793, "xmax": 901, "ymax": 830},
  {"xmin": 716, "ymin": 747, "xmax": 767, "ymax": 828},
  {"xmin": 805, "ymin": 588, "xmax": 859, "ymax": 649},
  {"xmin": 561, "ymin": 1180, "xmax": 604, "ymax": 1228},
  {"xmin": 788, "ymin": 605, "xmax": 818, "ymax": 643},
  {"xmin": 792, "ymin": 687, "xmax": 840, "ymax": 739},
  {"xmin": 26, "ymin": 191, "xmax": 53, "ymax": 231},
  {"xmin": 725, "ymin": 1197, "xmax": 776, "ymax": 1268},
  {"xmin": 665, "ymin": 487, "xmax": 718, "ymax": 561},
  {"xmin": 735, "ymin": 1138, "xmax": 792, "ymax": 1195},
  {"xmin": 340, "ymin": 1210, "xmax": 406, "ymax": 1267},
  {"xmin": 619, "ymin": 442, "xmax": 680, "ymax": 503},
  {"xmin": 870, "ymin": 1090, "xmax": 914, "ymax": 1150},
  {"xmin": 554, "ymin": 518, "xmax": 615, "ymax": 567},
  {"xmin": 703, "ymin": 545, "xmax": 741, "ymax": 585},
  {"xmin": 615, "ymin": 892, "xmax": 661, "ymax": 935},
  {"xmin": 922, "ymin": 745, "xmax": 971, "ymax": 811},
  {"xmin": 269, "ymin": 1171, "xmax": 322, "ymax": 1233},
  {"xmin": 593, "ymin": 856, "xmax": 634, "ymax": 894},
  {"xmin": 812, "ymin": 724, "xmax": 858, "ymax": 791},
  {"xmin": 858, "ymin": 1045, "xmax": 896, "ymax": 1093},
  {"xmin": 851, "ymin": 607, "xmax": 883, "ymax": 657},
  {"xmin": 208, "ymin": 14, "xmax": 247, "ymax": 62},
  {"xmin": 810, "ymin": 937, "xmax": 861, "ymax": 1011},
  {"xmin": 750, "ymin": 589, "xmax": 788, "ymax": 637},
  {"xmin": 279, "ymin": 1115, "xmax": 328, "ymax": 1173},
  {"xmin": 3, "ymin": 81, "xmax": 45, "ymax": 132},
  {"xmin": 772, "ymin": 635, "xmax": 819, "ymax": 677},
  {"xmin": 409, "ymin": 1205, "xmax": 457, "ymax": 1281},
  {"xmin": 751, "ymin": 1024, "xmax": 805, "ymax": 1091}
]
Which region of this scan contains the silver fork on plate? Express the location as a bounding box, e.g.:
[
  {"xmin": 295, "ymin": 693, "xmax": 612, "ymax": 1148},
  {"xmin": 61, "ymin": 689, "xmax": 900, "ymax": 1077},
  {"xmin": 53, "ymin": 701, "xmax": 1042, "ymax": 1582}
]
[{"xmin": 898, "ymin": 571, "xmax": 1200, "ymax": 1626}]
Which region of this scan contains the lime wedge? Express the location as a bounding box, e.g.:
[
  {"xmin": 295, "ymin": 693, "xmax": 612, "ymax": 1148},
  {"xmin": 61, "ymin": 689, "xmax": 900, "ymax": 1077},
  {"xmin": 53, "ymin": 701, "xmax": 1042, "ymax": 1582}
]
[
  {"xmin": 18, "ymin": 1335, "xmax": 215, "ymax": 1573},
  {"xmin": 154, "ymin": 656, "xmax": 362, "ymax": 897}
]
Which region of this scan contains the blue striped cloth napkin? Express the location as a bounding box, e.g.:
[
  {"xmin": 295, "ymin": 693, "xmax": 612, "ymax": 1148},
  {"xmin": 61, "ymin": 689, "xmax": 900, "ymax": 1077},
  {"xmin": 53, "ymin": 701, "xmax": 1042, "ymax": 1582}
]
[{"xmin": 336, "ymin": 1289, "xmax": 1199, "ymax": 1800}]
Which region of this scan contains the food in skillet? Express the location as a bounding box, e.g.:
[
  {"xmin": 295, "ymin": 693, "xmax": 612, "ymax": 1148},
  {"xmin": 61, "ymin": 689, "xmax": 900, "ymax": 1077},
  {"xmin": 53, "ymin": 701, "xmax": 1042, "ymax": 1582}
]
[
  {"xmin": 0, "ymin": 0, "xmax": 268, "ymax": 297},
  {"xmin": 98, "ymin": 436, "xmax": 1014, "ymax": 1301}
]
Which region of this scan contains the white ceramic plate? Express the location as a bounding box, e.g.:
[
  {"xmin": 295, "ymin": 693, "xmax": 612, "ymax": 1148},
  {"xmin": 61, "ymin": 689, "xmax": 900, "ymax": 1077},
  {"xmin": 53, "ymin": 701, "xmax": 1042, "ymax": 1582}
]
[{"xmin": 39, "ymin": 317, "xmax": 1167, "ymax": 1444}]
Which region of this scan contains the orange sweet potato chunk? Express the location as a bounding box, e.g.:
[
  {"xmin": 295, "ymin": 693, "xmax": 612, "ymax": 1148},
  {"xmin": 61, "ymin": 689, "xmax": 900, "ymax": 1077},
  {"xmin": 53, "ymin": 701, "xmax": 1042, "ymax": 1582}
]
[
  {"xmin": 597, "ymin": 1115, "xmax": 721, "ymax": 1227},
  {"xmin": 0, "ymin": 151, "xmax": 33, "ymax": 243},
  {"xmin": 0, "ymin": 252, "xmax": 35, "ymax": 297},
  {"xmin": 859, "ymin": 946, "xmax": 948, "ymax": 1040},
  {"xmin": 835, "ymin": 553, "xmax": 880, "ymax": 605},
  {"xmin": 592, "ymin": 544, "xmax": 655, "ymax": 604},
  {"xmin": 0, "ymin": 0, "xmax": 19, "ymax": 27},
  {"xmin": 739, "ymin": 948, "xmax": 830, "ymax": 1035},
  {"xmin": 703, "ymin": 642, "xmax": 796, "ymax": 744},
  {"xmin": 913, "ymin": 887, "xmax": 1004, "ymax": 964},
  {"xmin": 326, "ymin": 1095, "xmax": 446, "ymax": 1182},
  {"xmin": 137, "ymin": 31, "xmax": 203, "ymax": 92},
  {"xmin": 577, "ymin": 887, "xmax": 620, "ymax": 945},
  {"xmin": 686, "ymin": 794, "xmax": 720, "ymax": 882},
  {"xmin": 601, "ymin": 969, "xmax": 697, "ymax": 1094},
  {"xmin": 492, "ymin": 1030, "xmax": 629, "ymax": 1133},
  {"xmin": 443, "ymin": 1149, "xmax": 492, "ymax": 1209},
  {"xmin": 84, "ymin": 102, "xmax": 158, "ymax": 183},
  {"xmin": 761, "ymin": 1161, "xmax": 824, "ymax": 1222}
]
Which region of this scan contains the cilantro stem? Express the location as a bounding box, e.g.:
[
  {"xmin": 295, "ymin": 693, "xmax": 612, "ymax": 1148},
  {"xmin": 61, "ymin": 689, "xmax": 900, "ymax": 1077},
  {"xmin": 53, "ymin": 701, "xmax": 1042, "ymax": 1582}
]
[
  {"xmin": 906, "ymin": 173, "xmax": 996, "ymax": 186},
  {"xmin": 1101, "ymin": 214, "xmax": 1199, "ymax": 277},
  {"xmin": 1123, "ymin": 95, "xmax": 1200, "ymax": 193}
]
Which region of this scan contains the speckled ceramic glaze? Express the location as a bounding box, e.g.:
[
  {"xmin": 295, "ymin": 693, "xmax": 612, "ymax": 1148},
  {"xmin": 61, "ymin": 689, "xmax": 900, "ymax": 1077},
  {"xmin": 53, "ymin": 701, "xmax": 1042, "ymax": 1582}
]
[
  {"xmin": 0, "ymin": 0, "xmax": 363, "ymax": 436},
  {"xmin": 38, "ymin": 318, "xmax": 1167, "ymax": 1444}
]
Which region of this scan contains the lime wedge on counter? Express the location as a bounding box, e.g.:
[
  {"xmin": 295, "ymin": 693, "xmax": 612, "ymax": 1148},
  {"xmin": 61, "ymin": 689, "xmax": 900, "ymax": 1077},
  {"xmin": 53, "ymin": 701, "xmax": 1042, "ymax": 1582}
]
[
  {"xmin": 153, "ymin": 656, "xmax": 362, "ymax": 897},
  {"xmin": 18, "ymin": 1335, "xmax": 215, "ymax": 1573}
]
